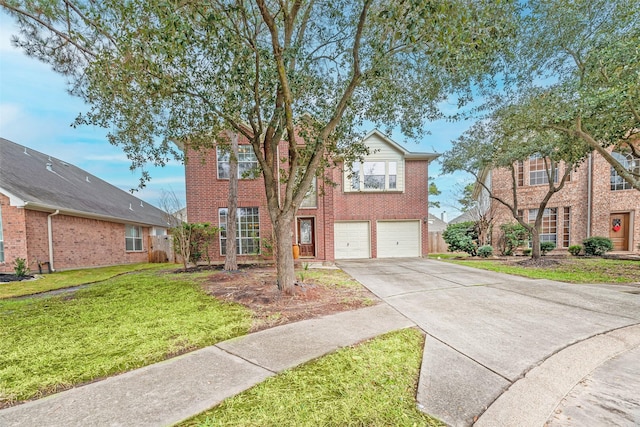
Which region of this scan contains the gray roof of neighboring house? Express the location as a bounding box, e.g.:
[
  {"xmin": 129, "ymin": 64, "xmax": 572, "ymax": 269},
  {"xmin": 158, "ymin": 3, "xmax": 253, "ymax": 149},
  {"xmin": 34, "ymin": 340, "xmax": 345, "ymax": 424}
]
[
  {"xmin": 449, "ymin": 211, "xmax": 475, "ymax": 224},
  {"xmin": 0, "ymin": 138, "xmax": 169, "ymax": 227},
  {"xmin": 427, "ymin": 213, "xmax": 448, "ymax": 232}
]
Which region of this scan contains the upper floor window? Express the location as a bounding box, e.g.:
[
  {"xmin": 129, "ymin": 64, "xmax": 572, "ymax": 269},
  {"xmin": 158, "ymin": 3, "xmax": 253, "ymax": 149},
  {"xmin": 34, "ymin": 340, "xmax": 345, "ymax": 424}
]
[
  {"xmin": 125, "ymin": 225, "xmax": 143, "ymax": 251},
  {"xmin": 529, "ymin": 156, "xmax": 558, "ymax": 186},
  {"xmin": 348, "ymin": 160, "xmax": 399, "ymax": 192},
  {"xmin": 610, "ymin": 150, "xmax": 640, "ymax": 191},
  {"xmin": 300, "ymin": 177, "xmax": 317, "ymax": 209},
  {"xmin": 217, "ymin": 145, "xmax": 258, "ymax": 179},
  {"xmin": 516, "ymin": 160, "xmax": 524, "ymax": 186}
]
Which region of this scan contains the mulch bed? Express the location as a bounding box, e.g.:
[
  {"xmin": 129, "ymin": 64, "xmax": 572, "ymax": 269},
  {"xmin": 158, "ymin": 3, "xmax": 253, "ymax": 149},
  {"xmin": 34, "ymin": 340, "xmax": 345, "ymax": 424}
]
[{"xmin": 0, "ymin": 274, "xmax": 34, "ymax": 283}]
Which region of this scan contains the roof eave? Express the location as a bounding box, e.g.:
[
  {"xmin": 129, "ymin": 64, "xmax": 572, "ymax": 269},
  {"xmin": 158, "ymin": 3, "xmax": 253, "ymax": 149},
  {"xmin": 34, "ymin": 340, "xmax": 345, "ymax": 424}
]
[{"xmin": 22, "ymin": 201, "xmax": 170, "ymax": 228}]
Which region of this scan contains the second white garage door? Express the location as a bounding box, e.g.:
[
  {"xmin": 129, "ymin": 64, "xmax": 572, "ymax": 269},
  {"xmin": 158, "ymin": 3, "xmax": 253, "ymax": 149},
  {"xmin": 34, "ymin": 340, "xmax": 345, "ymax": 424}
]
[
  {"xmin": 334, "ymin": 221, "xmax": 370, "ymax": 259},
  {"xmin": 376, "ymin": 220, "xmax": 421, "ymax": 258}
]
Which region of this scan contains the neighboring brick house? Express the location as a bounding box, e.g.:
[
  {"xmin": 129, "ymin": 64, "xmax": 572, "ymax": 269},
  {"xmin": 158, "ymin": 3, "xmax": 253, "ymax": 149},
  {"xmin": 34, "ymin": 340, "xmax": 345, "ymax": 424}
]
[
  {"xmin": 0, "ymin": 138, "xmax": 169, "ymax": 273},
  {"xmin": 184, "ymin": 129, "xmax": 438, "ymax": 262},
  {"xmin": 488, "ymin": 146, "xmax": 640, "ymax": 253}
]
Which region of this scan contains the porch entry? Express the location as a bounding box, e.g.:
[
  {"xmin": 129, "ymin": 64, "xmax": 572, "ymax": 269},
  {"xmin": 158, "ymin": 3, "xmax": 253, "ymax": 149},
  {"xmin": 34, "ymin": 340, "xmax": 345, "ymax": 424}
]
[
  {"xmin": 297, "ymin": 217, "xmax": 315, "ymax": 257},
  {"xmin": 609, "ymin": 212, "xmax": 630, "ymax": 251}
]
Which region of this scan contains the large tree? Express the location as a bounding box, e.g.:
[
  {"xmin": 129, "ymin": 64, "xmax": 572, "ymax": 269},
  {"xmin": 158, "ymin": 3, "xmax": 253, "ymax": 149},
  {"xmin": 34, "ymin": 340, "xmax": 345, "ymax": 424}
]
[
  {"xmin": 1, "ymin": 0, "xmax": 517, "ymax": 293},
  {"xmin": 507, "ymin": 0, "xmax": 640, "ymax": 189},
  {"xmin": 442, "ymin": 101, "xmax": 592, "ymax": 259}
]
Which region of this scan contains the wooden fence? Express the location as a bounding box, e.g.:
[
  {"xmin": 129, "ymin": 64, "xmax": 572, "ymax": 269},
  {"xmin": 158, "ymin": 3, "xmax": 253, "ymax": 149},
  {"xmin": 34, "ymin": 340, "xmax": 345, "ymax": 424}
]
[
  {"xmin": 148, "ymin": 235, "xmax": 176, "ymax": 263},
  {"xmin": 428, "ymin": 231, "xmax": 449, "ymax": 254}
]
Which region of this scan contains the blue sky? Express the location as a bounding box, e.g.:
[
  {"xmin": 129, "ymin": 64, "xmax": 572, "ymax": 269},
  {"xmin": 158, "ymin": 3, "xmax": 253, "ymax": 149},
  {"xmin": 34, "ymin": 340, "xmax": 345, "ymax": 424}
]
[{"xmin": 0, "ymin": 12, "xmax": 473, "ymax": 220}]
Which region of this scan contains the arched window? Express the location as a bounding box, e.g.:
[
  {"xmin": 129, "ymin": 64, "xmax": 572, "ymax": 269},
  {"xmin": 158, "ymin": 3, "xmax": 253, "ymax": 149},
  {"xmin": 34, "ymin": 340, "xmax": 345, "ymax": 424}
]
[{"xmin": 610, "ymin": 151, "xmax": 640, "ymax": 191}]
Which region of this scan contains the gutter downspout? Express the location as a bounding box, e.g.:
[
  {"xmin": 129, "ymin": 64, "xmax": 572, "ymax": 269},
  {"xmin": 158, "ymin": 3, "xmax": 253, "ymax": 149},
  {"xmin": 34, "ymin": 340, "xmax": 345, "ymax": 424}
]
[
  {"xmin": 586, "ymin": 153, "xmax": 592, "ymax": 238},
  {"xmin": 48, "ymin": 210, "xmax": 60, "ymax": 271}
]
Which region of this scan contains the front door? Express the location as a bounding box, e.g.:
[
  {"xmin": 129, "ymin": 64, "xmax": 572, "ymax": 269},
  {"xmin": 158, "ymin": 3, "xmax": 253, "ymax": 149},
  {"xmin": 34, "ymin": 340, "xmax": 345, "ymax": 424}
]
[
  {"xmin": 609, "ymin": 213, "xmax": 630, "ymax": 251},
  {"xmin": 297, "ymin": 217, "xmax": 315, "ymax": 257}
]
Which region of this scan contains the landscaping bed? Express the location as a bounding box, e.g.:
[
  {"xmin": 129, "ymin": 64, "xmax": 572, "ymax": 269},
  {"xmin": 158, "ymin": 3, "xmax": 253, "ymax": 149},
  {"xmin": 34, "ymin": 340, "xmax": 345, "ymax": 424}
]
[
  {"xmin": 186, "ymin": 264, "xmax": 379, "ymax": 332},
  {"xmin": 0, "ymin": 274, "xmax": 34, "ymax": 283}
]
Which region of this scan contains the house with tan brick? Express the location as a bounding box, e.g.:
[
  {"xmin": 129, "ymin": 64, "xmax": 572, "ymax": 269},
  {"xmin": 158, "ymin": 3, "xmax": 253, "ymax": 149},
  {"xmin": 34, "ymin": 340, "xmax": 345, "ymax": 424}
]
[
  {"xmin": 0, "ymin": 138, "xmax": 170, "ymax": 273},
  {"xmin": 185, "ymin": 129, "xmax": 438, "ymax": 262},
  {"xmin": 488, "ymin": 146, "xmax": 640, "ymax": 253}
]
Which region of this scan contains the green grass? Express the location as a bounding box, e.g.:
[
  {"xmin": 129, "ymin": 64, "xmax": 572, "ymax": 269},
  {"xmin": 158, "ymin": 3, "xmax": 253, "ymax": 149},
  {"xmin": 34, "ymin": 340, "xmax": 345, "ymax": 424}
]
[
  {"xmin": 0, "ymin": 262, "xmax": 171, "ymax": 299},
  {"xmin": 179, "ymin": 328, "xmax": 443, "ymax": 427},
  {"xmin": 0, "ymin": 269, "xmax": 251, "ymax": 404},
  {"xmin": 449, "ymin": 258, "xmax": 640, "ymax": 284}
]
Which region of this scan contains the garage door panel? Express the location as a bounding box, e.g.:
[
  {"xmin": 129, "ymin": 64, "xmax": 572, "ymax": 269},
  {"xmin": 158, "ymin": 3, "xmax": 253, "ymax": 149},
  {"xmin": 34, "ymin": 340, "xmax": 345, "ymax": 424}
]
[
  {"xmin": 377, "ymin": 221, "xmax": 420, "ymax": 258},
  {"xmin": 334, "ymin": 222, "xmax": 370, "ymax": 259}
]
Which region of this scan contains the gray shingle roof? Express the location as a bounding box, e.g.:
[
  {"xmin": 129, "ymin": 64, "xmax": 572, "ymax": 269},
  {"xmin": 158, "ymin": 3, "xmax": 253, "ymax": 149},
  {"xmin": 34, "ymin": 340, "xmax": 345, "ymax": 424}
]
[
  {"xmin": 427, "ymin": 213, "xmax": 448, "ymax": 232},
  {"xmin": 0, "ymin": 138, "xmax": 169, "ymax": 227}
]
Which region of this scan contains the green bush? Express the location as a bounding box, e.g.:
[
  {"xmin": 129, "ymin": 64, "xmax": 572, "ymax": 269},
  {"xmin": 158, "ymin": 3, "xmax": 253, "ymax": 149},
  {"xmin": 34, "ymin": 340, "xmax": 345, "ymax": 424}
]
[
  {"xmin": 583, "ymin": 237, "xmax": 614, "ymax": 256},
  {"xmin": 522, "ymin": 248, "xmax": 532, "ymax": 256},
  {"xmin": 478, "ymin": 245, "xmax": 493, "ymax": 258},
  {"xmin": 13, "ymin": 257, "xmax": 28, "ymax": 277},
  {"xmin": 540, "ymin": 242, "xmax": 556, "ymax": 256},
  {"xmin": 442, "ymin": 221, "xmax": 478, "ymax": 256},
  {"xmin": 499, "ymin": 223, "xmax": 530, "ymax": 256},
  {"xmin": 568, "ymin": 245, "xmax": 582, "ymax": 256}
]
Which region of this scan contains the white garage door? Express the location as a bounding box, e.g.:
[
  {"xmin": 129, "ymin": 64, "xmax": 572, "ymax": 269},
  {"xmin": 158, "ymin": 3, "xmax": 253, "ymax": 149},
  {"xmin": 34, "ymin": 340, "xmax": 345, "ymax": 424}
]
[
  {"xmin": 334, "ymin": 221, "xmax": 370, "ymax": 259},
  {"xmin": 377, "ymin": 220, "xmax": 421, "ymax": 258}
]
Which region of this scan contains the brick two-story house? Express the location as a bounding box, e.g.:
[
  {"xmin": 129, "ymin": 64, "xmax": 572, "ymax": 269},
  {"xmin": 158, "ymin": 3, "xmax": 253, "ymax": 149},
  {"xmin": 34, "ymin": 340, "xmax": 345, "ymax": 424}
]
[
  {"xmin": 488, "ymin": 146, "xmax": 640, "ymax": 253},
  {"xmin": 0, "ymin": 138, "xmax": 170, "ymax": 273},
  {"xmin": 185, "ymin": 129, "xmax": 438, "ymax": 262}
]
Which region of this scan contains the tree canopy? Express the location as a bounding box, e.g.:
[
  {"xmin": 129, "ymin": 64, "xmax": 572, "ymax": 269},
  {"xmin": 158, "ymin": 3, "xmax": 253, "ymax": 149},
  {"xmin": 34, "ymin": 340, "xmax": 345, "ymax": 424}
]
[
  {"xmin": 1, "ymin": 0, "xmax": 519, "ymax": 292},
  {"xmin": 503, "ymin": 0, "xmax": 640, "ymax": 189},
  {"xmin": 441, "ymin": 101, "xmax": 591, "ymax": 258}
]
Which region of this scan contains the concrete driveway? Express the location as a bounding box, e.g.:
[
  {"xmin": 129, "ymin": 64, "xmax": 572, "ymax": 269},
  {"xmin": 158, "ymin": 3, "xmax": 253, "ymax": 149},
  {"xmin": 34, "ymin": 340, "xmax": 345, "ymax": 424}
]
[{"xmin": 338, "ymin": 258, "xmax": 640, "ymax": 427}]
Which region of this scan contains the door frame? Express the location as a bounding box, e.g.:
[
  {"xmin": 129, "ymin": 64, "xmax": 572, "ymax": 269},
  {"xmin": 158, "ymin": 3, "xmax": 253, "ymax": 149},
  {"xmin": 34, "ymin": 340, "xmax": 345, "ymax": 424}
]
[
  {"xmin": 609, "ymin": 211, "xmax": 631, "ymax": 251},
  {"xmin": 296, "ymin": 216, "xmax": 316, "ymax": 258}
]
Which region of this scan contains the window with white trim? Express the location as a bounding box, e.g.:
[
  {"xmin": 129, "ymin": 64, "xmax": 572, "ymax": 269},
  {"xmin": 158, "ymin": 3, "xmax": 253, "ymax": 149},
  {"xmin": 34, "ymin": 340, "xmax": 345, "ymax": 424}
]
[
  {"xmin": 529, "ymin": 156, "xmax": 558, "ymax": 185},
  {"xmin": 217, "ymin": 145, "xmax": 258, "ymax": 179},
  {"xmin": 528, "ymin": 208, "xmax": 558, "ymax": 245},
  {"xmin": 300, "ymin": 177, "xmax": 317, "ymax": 208},
  {"xmin": 0, "ymin": 208, "xmax": 4, "ymax": 262},
  {"xmin": 610, "ymin": 150, "xmax": 640, "ymax": 191},
  {"xmin": 219, "ymin": 207, "xmax": 260, "ymax": 255},
  {"xmin": 348, "ymin": 160, "xmax": 399, "ymax": 191},
  {"xmin": 125, "ymin": 225, "xmax": 143, "ymax": 251}
]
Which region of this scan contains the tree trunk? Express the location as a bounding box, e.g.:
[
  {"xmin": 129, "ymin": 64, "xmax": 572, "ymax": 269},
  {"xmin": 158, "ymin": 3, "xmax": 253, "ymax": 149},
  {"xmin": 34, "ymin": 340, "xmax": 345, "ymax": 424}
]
[
  {"xmin": 530, "ymin": 227, "xmax": 541, "ymax": 259},
  {"xmin": 225, "ymin": 132, "xmax": 239, "ymax": 271},
  {"xmin": 273, "ymin": 215, "xmax": 295, "ymax": 295}
]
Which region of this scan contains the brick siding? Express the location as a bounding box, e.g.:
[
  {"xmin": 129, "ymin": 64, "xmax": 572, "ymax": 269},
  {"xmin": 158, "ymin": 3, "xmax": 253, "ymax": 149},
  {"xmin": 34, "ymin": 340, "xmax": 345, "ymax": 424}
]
[
  {"xmin": 185, "ymin": 137, "xmax": 432, "ymax": 261},
  {"xmin": 1, "ymin": 193, "xmax": 150, "ymax": 273},
  {"xmin": 490, "ymin": 148, "xmax": 640, "ymax": 253}
]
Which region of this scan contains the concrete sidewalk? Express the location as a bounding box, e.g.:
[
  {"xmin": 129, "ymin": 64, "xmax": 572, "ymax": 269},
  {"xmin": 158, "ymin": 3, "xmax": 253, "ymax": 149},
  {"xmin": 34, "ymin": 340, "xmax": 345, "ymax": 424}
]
[
  {"xmin": 0, "ymin": 304, "xmax": 414, "ymax": 427},
  {"xmin": 339, "ymin": 258, "xmax": 640, "ymax": 427}
]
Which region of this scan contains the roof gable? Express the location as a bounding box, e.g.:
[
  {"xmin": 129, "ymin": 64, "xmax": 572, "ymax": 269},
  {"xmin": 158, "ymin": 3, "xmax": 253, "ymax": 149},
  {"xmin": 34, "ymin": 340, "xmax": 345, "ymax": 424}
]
[
  {"xmin": 0, "ymin": 138, "xmax": 169, "ymax": 227},
  {"xmin": 362, "ymin": 129, "xmax": 439, "ymax": 161}
]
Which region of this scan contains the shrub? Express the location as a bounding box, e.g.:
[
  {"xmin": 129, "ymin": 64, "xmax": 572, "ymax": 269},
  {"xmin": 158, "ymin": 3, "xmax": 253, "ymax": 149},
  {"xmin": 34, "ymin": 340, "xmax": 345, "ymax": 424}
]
[
  {"xmin": 583, "ymin": 237, "xmax": 614, "ymax": 256},
  {"xmin": 13, "ymin": 258, "xmax": 28, "ymax": 277},
  {"xmin": 478, "ymin": 245, "xmax": 493, "ymax": 258},
  {"xmin": 499, "ymin": 223, "xmax": 530, "ymax": 256},
  {"xmin": 540, "ymin": 242, "xmax": 556, "ymax": 256},
  {"xmin": 568, "ymin": 245, "xmax": 582, "ymax": 256},
  {"xmin": 522, "ymin": 248, "xmax": 532, "ymax": 256},
  {"xmin": 442, "ymin": 221, "xmax": 479, "ymax": 256}
]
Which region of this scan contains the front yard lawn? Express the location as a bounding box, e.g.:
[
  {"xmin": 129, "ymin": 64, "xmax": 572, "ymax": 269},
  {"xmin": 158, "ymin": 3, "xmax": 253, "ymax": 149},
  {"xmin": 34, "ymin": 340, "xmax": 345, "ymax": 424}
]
[
  {"xmin": 180, "ymin": 328, "xmax": 443, "ymax": 427},
  {"xmin": 0, "ymin": 262, "xmax": 167, "ymax": 299},
  {"xmin": 0, "ymin": 269, "xmax": 251, "ymax": 406},
  {"xmin": 448, "ymin": 258, "xmax": 640, "ymax": 284}
]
